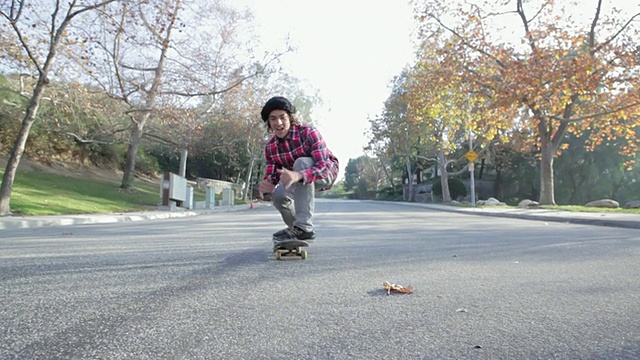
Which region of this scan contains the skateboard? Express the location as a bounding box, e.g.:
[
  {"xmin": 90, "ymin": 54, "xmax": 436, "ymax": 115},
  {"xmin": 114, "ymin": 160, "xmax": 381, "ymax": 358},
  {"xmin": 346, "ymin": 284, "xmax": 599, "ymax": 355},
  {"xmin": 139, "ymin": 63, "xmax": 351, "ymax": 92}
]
[{"xmin": 273, "ymin": 239, "xmax": 309, "ymax": 260}]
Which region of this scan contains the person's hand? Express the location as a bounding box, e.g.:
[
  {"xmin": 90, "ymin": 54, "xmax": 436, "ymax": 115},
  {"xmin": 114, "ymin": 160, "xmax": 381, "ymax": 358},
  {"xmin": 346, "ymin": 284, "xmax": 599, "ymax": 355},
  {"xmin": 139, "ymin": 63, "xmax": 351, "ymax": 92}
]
[
  {"xmin": 277, "ymin": 168, "xmax": 303, "ymax": 189},
  {"xmin": 257, "ymin": 178, "xmax": 276, "ymax": 199}
]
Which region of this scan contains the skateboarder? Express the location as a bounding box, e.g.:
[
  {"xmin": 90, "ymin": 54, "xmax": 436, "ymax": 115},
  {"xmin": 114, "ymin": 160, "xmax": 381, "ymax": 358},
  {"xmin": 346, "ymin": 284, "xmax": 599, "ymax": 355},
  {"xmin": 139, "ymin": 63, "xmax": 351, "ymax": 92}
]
[{"xmin": 257, "ymin": 96, "xmax": 339, "ymax": 242}]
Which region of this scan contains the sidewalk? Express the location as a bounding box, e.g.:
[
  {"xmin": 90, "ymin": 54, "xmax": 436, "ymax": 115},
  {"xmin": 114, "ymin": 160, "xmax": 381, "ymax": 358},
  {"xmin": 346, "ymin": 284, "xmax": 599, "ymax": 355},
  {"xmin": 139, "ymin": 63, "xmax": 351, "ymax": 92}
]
[
  {"xmin": 396, "ymin": 202, "xmax": 640, "ymax": 230},
  {"xmin": 1, "ymin": 200, "xmax": 639, "ymax": 231},
  {"xmin": 0, "ymin": 202, "xmax": 271, "ymax": 231}
]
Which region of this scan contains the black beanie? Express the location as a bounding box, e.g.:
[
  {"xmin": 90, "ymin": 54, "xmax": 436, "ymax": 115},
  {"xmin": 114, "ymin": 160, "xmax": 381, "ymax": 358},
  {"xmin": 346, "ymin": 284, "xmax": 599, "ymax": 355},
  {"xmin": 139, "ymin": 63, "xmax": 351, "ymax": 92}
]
[{"xmin": 261, "ymin": 96, "xmax": 296, "ymax": 121}]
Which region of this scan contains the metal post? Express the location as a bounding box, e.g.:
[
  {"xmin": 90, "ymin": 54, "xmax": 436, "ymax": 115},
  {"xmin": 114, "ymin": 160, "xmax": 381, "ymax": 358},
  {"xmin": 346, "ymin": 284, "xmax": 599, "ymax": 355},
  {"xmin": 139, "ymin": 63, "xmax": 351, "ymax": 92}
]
[
  {"xmin": 161, "ymin": 171, "xmax": 170, "ymax": 206},
  {"xmin": 469, "ymin": 129, "xmax": 476, "ymax": 207},
  {"xmin": 179, "ymin": 148, "xmax": 188, "ymax": 177}
]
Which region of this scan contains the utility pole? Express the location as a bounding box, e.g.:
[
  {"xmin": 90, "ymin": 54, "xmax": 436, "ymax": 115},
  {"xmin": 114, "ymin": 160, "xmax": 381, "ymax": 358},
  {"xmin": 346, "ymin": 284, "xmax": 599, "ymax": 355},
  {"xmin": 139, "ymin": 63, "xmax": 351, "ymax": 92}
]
[
  {"xmin": 468, "ymin": 129, "xmax": 476, "ymax": 207},
  {"xmin": 465, "ymin": 95, "xmax": 476, "ymax": 207}
]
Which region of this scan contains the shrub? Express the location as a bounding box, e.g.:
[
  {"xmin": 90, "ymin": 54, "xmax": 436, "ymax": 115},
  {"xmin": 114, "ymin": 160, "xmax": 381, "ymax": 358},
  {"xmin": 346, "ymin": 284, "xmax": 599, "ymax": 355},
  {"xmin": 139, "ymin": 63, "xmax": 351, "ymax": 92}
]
[
  {"xmin": 431, "ymin": 177, "xmax": 467, "ymax": 199},
  {"xmin": 133, "ymin": 148, "xmax": 161, "ymax": 177},
  {"xmin": 377, "ymin": 184, "xmax": 403, "ymax": 200}
]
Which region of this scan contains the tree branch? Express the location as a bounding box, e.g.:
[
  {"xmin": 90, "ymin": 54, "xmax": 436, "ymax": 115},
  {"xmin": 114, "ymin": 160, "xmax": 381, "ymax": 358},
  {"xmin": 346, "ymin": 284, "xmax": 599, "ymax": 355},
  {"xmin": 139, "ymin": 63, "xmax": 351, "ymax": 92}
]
[
  {"xmin": 68, "ymin": 0, "xmax": 117, "ymax": 18},
  {"xmin": 53, "ymin": 129, "xmax": 119, "ymax": 145},
  {"xmin": 593, "ymin": 10, "xmax": 640, "ymax": 54},
  {"xmin": 118, "ymin": 63, "xmax": 158, "ymax": 72},
  {"xmin": 549, "ymin": 101, "xmax": 640, "ymax": 123},
  {"xmin": 159, "ymin": 48, "xmax": 290, "ymax": 97},
  {"xmin": 429, "ymin": 14, "xmax": 506, "ymax": 69}
]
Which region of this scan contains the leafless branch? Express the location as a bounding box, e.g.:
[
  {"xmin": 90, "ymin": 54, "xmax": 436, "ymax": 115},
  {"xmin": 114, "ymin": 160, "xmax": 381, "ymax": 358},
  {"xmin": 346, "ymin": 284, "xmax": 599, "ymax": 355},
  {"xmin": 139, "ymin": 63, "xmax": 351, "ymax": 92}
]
[
  {"xmin": 112, "ymin": 1, "xmax": 131, "ymax": 105},
  {"xmin": 53, "ymin": 129, "xmax": 118, "ymax": 145},
  {"xmin": 137, "ymin": 0, "xmax": 167, "ymax": 44},
  {"xmin": 593, "ymin": 12, "xmax": 640, "ymax": 54},
  {"xmin": 160, "ymin": 48, "xmax": 290, "ymax": 97},
  {"xmin": 549, "ymin": 101, "xmax": 640, "ymax": 123},
  {"xmin": 118, "ymin": 63, "xmax": 158, "ymax": 72},
  {"xmin": 429, "ymin": 14, "xmax": 506, "ymax": 69},
  {"xmin": 68, "ymin": 0, "xmax": 117, "ymax": 18},
  {"xmin": 143, "ymin": 132, "xmax": 180, "ymax": 146}
]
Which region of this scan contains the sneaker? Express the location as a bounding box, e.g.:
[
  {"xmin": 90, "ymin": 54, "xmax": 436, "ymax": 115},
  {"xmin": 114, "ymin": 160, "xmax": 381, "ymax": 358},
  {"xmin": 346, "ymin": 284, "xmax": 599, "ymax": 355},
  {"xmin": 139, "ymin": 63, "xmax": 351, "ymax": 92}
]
[
  {"xmin": 272, "ymin": 228, "xmax": 289, "ymax": 238},
  {"xmin": 273, "ymin": 225, "xmax": 316, "ymax": 242}
]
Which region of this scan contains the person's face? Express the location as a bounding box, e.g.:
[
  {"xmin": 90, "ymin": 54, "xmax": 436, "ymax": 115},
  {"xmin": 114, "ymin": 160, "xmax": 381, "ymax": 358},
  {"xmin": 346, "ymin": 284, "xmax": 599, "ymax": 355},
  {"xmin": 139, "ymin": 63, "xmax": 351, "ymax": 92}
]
[{"xmin": 268, "ymin": 109, "xmax": 291, "ymax": 139}]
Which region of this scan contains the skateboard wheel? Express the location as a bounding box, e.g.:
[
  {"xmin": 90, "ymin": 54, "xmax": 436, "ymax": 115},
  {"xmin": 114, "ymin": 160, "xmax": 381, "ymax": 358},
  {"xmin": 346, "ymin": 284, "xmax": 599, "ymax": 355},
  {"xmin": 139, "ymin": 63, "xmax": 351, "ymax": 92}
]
[
  {"xmin": 300, "ymin": 250, "xmax": 308, "ymax": 260},
  {"xmin": 275, "ymin": 251, "xmax": 281, "ymax": 260}
]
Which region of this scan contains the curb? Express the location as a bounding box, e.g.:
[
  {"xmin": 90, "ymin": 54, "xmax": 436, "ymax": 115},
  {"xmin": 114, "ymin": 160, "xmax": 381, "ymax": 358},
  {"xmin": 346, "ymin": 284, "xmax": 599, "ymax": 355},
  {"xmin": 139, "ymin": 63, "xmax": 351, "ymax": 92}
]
[
  {"xmin": 3, "ymin": 200, "xmax": 639, "ymax": 231},
  {"xmin": 0, "ymin": 202, "xmax": 270, "ymax": 231},
  {"xmin": 458, "ymin": 210, "xmax": 640, "ymax": 230},
  {"xmin": 377, "ymin": 201, "xmax": 640, "ymax": 230}
]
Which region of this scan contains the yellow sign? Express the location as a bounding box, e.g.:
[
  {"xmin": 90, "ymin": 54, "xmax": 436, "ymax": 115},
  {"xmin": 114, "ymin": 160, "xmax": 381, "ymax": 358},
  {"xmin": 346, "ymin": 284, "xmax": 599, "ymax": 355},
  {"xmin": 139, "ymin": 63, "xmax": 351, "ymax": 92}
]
[{"xmin": 465, "ymin": 149, "xmax": 478, "ymax": 162}]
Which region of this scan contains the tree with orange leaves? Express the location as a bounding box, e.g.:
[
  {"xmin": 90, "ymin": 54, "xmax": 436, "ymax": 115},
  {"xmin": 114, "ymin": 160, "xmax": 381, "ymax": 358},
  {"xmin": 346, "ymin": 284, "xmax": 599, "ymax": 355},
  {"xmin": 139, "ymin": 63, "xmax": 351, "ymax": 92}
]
[
  {"xmin": 404, "ymin": 28, "xmax": 511, "ymax": 203},
  {"xmin": 366, "ymin": 71, "xmax": 436, "ymax": 201},
  {"xmin": 415, "ymin": 0, "xmax": 640, "ymax": 204}
]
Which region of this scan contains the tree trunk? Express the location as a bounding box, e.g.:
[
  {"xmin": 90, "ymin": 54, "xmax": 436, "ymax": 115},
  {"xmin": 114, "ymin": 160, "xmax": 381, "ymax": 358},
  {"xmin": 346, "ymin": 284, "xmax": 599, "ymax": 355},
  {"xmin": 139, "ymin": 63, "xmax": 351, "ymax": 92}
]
[
  {"xmin": 179, "ymin": 147, "xmax": 188, "ymax": 177},
  {"xmin": 382, "ymin": 161, "xmax": 394, "ymax": 188},
  {"xmin": 404, "ymin": 156, "xmax": 413, "ymax": 202},
  {"xmin": 120, "ymin": 120, "xmax": 146, "ymax": 189},
  {"xmin": 539, "ymin": 139, "xmax": 556, "ymax": 205},
  {"xmin": 118, "ymin": 0, "xmax": 180, "ymax": 189},
  {"xmin": 494, "ymin": 170, "xmax": 503, "ymax": 199},
  {"xmin": 439, "ymin": 149, "xmax": 452, "ymax": 203},
  {"xmin": 568, "ymin": 170, "xmax": 578, "ymax": 204},
  {"xmin": 242, "ymin": 156, "xmax": 256, "ymax": 201},
  {"xmin": 0, "ymin": 0, "xmax": 116, "ymax": 215},
  {"xmin": 0, "ymin": 80, "xmax": 47, "ymax": 216}
]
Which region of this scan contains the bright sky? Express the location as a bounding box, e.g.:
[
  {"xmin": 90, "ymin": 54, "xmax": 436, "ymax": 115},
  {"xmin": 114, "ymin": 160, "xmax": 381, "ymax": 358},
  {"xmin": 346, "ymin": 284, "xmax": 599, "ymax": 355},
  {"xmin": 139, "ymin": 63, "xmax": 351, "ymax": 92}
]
[
  {"xmin": 238, "ymin": 0, "xmax": 417, "ymax": 173},
  {"xmin": 236, "ymin": 0, "xmax": 638, "ymax": 180}
]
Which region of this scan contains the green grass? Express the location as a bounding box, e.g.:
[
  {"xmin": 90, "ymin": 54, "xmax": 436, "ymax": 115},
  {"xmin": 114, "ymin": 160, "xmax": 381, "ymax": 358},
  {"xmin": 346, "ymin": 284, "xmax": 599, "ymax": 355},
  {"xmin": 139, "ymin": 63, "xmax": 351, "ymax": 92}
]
[
  {"xmin": 2, "ymin": 167, "xmax": 247, "ymax": 216},
  {"xmin": 447, "ymin": 201, "xmax": 640, "ymax": 213},
  {"xmin": 539, "ymin": 205, "xmax": 640, "ymax": 214},
  {"xmin": 3, "ymin": 170, "xmax": 161, "ymax": 216}
]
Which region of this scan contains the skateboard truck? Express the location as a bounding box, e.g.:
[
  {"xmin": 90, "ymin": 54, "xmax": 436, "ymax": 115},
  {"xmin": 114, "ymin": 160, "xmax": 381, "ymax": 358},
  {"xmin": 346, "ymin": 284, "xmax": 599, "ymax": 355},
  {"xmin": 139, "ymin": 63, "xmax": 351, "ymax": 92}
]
[{"xmin": 273, "ymin": 239, "xmax": 309, "ymax": 260}]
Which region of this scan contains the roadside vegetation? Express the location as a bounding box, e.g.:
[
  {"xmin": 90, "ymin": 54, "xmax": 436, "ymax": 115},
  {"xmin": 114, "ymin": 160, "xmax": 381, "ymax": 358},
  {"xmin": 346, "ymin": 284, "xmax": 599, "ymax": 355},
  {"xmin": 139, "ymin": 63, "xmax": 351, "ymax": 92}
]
[
  {"xmin": 0, "ymin": 159, "xmax": 233, "ymax": 216},
  {"xmin": 0, "ymin": 167, "xmax": 159, "ymax": 216},
  {"xmin": 6, "ymin": 162, "xmax": 638, "ymax": 216},
  {"xmin": 345, "ymin": 1, "xmax": 640, "ymax": 208},
  {"xmin": 1, "ymin": 1, "xmax": 638, "ymax": 217},
  {"xmin": 536, "ymin": 205, "xmax": 640, "ymax": 214}
]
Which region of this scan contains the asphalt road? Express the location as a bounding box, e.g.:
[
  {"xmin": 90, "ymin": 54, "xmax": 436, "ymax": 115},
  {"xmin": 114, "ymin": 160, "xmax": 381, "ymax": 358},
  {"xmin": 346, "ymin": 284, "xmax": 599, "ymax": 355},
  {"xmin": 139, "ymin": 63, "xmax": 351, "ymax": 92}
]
[{"xmin": 1, "ymin": 199, "xmax": 639, "ymax": 359}]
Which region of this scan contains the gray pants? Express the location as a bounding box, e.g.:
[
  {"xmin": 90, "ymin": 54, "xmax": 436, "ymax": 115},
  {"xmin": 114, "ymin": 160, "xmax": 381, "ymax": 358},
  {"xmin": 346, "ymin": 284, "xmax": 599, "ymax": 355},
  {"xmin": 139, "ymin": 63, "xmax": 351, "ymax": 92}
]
[{"xmin": 271, "ymin": 157, "xmax": 333, "ymax": 232}]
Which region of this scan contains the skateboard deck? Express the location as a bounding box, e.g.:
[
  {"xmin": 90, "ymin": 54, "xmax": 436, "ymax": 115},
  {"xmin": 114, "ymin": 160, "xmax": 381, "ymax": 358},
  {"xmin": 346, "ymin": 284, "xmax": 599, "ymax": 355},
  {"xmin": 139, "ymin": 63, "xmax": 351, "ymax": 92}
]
[{"xmin": 273, "ymin": 239, "xmax": 309, "ymax": 260}]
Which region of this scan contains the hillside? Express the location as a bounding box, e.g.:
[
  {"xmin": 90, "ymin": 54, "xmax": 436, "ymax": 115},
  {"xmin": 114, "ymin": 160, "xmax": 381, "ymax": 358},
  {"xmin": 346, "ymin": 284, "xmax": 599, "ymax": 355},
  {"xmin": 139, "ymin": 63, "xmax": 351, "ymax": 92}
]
[
  {"xmin": 0, "ymin": 155, "xmax": 158, "ymax": 185},
  {"xmin": 0, "ymin": 155, "xmax": 162, "ymax": 216}
]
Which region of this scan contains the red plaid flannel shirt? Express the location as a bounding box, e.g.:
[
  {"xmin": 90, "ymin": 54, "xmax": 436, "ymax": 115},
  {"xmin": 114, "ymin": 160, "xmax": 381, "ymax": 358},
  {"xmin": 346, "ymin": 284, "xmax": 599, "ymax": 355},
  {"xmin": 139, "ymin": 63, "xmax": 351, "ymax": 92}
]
[{"xmin": 263, "ymin": 124, "xmax": 339, "ymax": 189}]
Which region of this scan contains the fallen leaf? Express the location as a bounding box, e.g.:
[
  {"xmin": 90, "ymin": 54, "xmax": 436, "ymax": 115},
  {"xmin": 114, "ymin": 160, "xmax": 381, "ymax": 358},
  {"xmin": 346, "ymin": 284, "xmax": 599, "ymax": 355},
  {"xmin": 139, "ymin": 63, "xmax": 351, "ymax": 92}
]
[{"xmin": 383, "ymin": 281, "xmax": 414, "ymax": 295}]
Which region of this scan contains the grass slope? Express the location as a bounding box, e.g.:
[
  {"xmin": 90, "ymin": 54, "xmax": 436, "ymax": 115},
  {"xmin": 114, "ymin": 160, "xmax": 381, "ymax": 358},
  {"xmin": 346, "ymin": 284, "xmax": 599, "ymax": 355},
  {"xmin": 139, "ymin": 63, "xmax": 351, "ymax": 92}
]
[{"xmin": 3, "ymin": 169, "xmax": 160, "ymax": 216}]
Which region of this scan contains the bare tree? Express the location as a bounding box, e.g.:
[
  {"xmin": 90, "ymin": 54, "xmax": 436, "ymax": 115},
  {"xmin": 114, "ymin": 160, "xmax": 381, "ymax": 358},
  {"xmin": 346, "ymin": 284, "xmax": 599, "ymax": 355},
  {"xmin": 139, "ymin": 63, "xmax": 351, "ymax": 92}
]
[
  {"xmin": 80, "ymin": 0, "xmax": 288, "ymax": 189},
  {"xmin": 0, "ymin": 0, "xmax": 116, "ymax": 216}
]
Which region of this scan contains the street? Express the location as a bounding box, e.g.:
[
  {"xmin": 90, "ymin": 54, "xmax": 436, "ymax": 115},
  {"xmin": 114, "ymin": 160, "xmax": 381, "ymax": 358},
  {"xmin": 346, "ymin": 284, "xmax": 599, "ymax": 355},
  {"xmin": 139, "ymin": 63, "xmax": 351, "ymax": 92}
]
[{"xmin": 1, "ymin": 199, "xmax": 639, "ymax": 359}]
